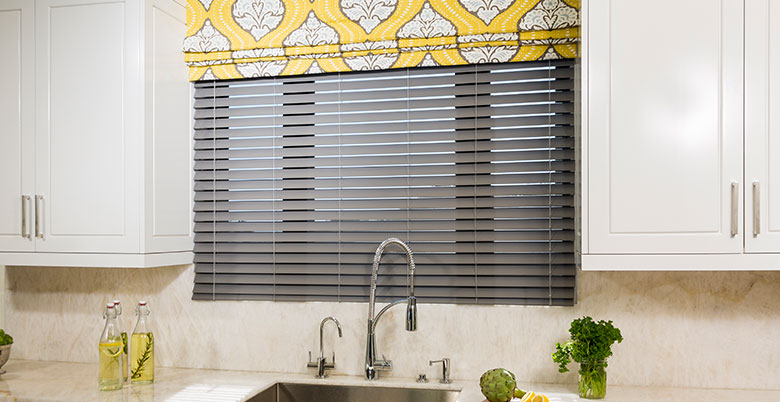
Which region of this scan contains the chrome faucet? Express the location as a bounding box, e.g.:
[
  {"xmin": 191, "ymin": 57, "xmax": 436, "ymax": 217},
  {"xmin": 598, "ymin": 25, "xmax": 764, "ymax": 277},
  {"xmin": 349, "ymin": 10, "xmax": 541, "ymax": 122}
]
[
  {"xmin": 365, "ymin": 238, "xmax": 417, "ymax": 380},
  {"xmin": 307, "ymin": 316, "xmax": 342, "ymax": 378},
  {"xmin": 429, "ymin": 358, "xmax": 451, "ymax": 383}
]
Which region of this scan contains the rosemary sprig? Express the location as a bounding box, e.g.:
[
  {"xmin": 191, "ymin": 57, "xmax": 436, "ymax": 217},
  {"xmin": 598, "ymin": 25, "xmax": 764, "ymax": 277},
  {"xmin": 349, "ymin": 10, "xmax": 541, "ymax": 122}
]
[
  {"xmin": 102, "ymin": 352, "xmax": 121, "ymax": 372},
  {"xmin": 130, "ymin": 333, "xmax": 154, "ymax": 380},
  {"xmin": 121, "ymin": 333, "xmax": 128, "ymax": 355}
]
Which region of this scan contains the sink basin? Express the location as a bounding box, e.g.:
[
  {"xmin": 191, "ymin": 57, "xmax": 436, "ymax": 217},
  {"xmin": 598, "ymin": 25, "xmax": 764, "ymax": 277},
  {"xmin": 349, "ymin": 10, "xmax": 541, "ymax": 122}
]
[{"xmin": 247, "ymin": 382, "xmax": 461, "ymax": 402}]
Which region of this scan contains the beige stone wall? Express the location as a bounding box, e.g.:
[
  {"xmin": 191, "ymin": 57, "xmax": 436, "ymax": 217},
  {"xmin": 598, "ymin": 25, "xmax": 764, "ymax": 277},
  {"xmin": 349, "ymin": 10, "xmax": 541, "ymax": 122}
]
[{"xmin": 5, "ymin": 265, "xmax": 780, "ymax": 390}]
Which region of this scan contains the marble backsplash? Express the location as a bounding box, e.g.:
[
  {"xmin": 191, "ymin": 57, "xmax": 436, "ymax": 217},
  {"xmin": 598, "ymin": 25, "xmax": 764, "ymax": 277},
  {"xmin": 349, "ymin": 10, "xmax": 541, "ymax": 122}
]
[{"xmin": 4, "ymin": 265, "xmax": 780, "ymax": 390}]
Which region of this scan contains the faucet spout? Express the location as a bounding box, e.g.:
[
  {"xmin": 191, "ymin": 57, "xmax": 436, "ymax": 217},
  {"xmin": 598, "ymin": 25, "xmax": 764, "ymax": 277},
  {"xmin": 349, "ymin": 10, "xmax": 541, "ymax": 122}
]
[
  {"xmin": 365, "ymin": 238, "xmax": 417, "ymax": 380},
  {"xmin": 368, "ymin": 238, "xmax": 416, "ymax": 320},
  {"xmin": 319, "ymin": 316, "xmax": 342, "ymax": 359}
]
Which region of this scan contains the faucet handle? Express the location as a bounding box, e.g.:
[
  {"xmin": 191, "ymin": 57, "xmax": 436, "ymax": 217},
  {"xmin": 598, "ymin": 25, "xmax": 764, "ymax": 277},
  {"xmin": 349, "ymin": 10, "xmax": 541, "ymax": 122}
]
[
  {"xmin": 429, "ymin": 358, "xmax": 451, "ymax": 384},
  {"xmin": 307, "ymin": 351, "xmax": 318, "ymax": 368},
  {"xmin": 374, "ymin": 354, "xmax": 393, "ymax": 371}
]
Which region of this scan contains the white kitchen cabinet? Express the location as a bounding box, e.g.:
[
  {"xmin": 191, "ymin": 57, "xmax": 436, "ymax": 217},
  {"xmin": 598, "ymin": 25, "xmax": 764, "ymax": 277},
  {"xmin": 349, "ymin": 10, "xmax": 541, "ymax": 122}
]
[
  {"xmin": 0, "ymin": 0, "xmax": 34, "ymax": 253},
  {"xmin": 0, "ymin": 0, "xmax": 193, "ymax": 267},
  {"xmin": 581, "ymin": 0, "xmax": 780, "ymax": 270},
  {"xmin": 745, "ymin": 0, "xmax": 780, "ymax": 253}
]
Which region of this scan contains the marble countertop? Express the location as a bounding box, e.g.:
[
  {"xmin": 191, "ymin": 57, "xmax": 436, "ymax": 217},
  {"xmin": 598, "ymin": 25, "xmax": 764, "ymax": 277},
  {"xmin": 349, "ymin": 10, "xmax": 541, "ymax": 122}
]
[{"xmin": 0, "ymin": 360, "xmax": 778, "ymax": 402}]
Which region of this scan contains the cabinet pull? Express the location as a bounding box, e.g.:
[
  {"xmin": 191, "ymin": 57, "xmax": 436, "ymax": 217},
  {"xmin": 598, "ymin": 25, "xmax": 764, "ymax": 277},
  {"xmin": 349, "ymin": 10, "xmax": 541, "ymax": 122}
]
[
  {"xmin": 730, "ymin": 182, "xmax": 738, "ymax": 237},
  {"xmin": 21, "ymin": 195, "xmax": 31, "ymax": 239},
  {"xmin": 35, "ymin": 195, "xmax": 44, "ymax": 239},
  {"xmin": 753, "ymin": 181, "xmax": 760, "ymax": 236}
]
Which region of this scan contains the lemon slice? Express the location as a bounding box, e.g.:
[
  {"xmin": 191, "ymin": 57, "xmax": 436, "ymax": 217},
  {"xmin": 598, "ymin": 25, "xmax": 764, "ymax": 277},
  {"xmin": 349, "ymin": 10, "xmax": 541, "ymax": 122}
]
[
  {"xmin": 518, "ymin": 391, "xmax": 549, "ymax": 402},
  {"xmin": 100, "ymin": 341, "xmax": 123, "ymax": 358}
]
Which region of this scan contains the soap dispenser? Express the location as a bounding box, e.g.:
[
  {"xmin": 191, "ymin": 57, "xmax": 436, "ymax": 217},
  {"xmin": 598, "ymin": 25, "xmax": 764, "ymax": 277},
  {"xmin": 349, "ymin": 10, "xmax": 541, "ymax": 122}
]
[
  {"xmin": 130, "ymin": 301, "xmax": 154, "ymax": 384},
  {"xmin": 99, "ymin": 303, "xmax": 124, "ymax": 391}
]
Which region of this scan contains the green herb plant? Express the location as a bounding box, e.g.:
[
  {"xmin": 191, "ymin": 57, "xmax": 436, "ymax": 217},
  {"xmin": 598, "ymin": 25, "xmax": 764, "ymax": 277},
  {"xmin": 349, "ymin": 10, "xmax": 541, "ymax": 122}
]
[
  {"xmin": 0, "ymin": 329, "xmax": 13, "ymax": 346},
  {"xmin": 130, "ymin": 333, "xmax": 154, "ymax": 380},
  {"xmin": 552, "ymin": 317, "xmax": 622, "ymax": 399}
]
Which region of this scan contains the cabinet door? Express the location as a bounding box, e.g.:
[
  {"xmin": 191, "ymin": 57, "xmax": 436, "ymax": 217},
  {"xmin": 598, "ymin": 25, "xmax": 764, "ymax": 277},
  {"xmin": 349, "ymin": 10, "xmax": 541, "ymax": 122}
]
[
  {"xmin": 745, "ymin": 0, "xmax": 780, "ymax": 253},
  {"xmin": 0, "ymin": 0, "xmax": 34, "ymax": 252},
  {"xmin": 586, "ymin": 0, "xmax": 744, "ymax": 254},
  {"xmin": 35, "ymin": 0, "xmax": 140, "ymax": 253},
  {"xmin": 144, "ymin": 0, "xmax": 193, "ymax": 253}
]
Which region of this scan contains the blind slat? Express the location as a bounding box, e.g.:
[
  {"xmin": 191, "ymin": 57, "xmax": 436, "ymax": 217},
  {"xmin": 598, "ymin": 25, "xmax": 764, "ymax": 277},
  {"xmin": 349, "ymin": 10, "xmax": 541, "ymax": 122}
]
[
  {"xmin": 194, "ymin": 230, "xmax": 575, "ymax": 243},
  {"xmin": 193, "ymin": 113, "xmax": 574, "ymax": 132},
  {"xmin": 194, "ymin": 161, "xmax": 575, "ymax": 181},
  {"xmin": 193, "ymin": 92, "xmax": 575, "ymax": 117},
  {"xmin": 193, "ymin": 138, "xmax": 575, "ymax": 160},
  {"xmin": 194, "ymin": 195, "xmax": 575, "ymax": 211},
  {"xmin": 194, "ymin": 149, "xmax": 575, "ymax": 170},
  {"xmin": 193, "ymin": 218, "xmax": 575, "ymax": 232},
  {"xmin": 193, "ymin": 185, "xmax": 575, "ymax": 202},
  {"xmin": 193, "ymin": 59, "xmax": 573, "ymax": 89},
  {"xmin": 194, "ymin": 263, "xmax": 575, "ymax": 276},
  {"xmin": 194, "ymin": 273, "xmax": 576, "ymax": 288},
  {"xmin": 194, "ymin": 127, "xmax": 574, "ymax": 150},
  {"xmin": 194, "ymin": 262, "xmax": 575, "ymax": 276},
  {"xmin": 192, "ymin": 103, "xmax": 574, "ymax": 126},
  {"xmin": 194, "ymin": 252, "xmax": 574, "ymax": 265},
  {"xmin": 194, "ymin": 207, "xmax": 575, "ymax": 222},
  {"xmin": 193, "ymin": 173, "xmax": 575, "ymax": 192},
  {"xmin": 193, "ymin": 64, "xmax": 573, "ymax": 92},
  {"xmin": 193, "ymin": 284, "xmax": 574, "ymax": 299},
  {"xmin": 194, "ymin": 242, "xmax": 573, "ymax": 254},
  {"xmin": 195, "ymin": 137, "xmax": 575, "ymax": 158},
  {"xmin": 194, "ymin": 70, "xmax": 574, "ymax": 98}
]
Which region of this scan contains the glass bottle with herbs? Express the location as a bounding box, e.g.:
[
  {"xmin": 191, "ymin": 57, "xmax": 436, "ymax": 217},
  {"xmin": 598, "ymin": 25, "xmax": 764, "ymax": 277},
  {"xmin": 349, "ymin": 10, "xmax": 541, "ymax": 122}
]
[
  {"xmin": 99, "ymin": 303, "xmax": 124, "ymax": 391},
  {"xmin": 130, "ymin": 301, "xmax": 154, "ymax": 384},
  {"xmin": 112, "ymin": 300, "xmax": 128, "ymax": 381}
]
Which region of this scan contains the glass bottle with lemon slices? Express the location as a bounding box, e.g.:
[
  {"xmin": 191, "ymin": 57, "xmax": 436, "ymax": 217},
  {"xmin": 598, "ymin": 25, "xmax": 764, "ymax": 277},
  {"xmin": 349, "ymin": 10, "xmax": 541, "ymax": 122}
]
[
  {"xmin": 112, "ymin": 300, "xmax": 128, "ymax": 382},
  {"xmin": 99, "ymin": 303, "xmax": 124, "ymax": 391}
]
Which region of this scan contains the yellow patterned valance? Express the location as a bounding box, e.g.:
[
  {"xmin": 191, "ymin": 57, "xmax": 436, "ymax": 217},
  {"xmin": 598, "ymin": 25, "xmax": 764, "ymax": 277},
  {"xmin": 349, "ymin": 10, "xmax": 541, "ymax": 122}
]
[{"xmin": 184, "ymin": 0, "xmax": 580, "ymax": 80}]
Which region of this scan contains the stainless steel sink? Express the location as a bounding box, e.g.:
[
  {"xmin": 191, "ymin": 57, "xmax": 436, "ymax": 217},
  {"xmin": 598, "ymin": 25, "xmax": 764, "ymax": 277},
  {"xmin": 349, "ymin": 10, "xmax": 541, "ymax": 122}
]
[{"xmin": 247, "ymin": 382, "xmax": 461, "ymax": 402}]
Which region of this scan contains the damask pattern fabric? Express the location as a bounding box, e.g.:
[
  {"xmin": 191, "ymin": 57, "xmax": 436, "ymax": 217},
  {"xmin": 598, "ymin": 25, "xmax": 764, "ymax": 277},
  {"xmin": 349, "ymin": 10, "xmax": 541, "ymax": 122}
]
[{"xmin": 184, "ymin": 0, "xmax": 580, "ymax": 80}]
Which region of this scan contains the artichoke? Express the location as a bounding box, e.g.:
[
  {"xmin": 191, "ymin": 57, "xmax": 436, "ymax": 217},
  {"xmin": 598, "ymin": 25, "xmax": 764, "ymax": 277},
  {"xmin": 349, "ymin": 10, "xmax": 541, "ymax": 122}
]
[{"xmin": 480, "ymin": 368, "xmax": 518, "ymax": 402}]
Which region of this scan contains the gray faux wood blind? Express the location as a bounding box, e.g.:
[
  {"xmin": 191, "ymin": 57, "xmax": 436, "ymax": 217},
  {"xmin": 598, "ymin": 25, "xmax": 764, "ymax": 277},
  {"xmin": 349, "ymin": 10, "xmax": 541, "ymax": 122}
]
[{"xmin": 192, "ymin": 60, "xmax": 576, "ymax": 305}]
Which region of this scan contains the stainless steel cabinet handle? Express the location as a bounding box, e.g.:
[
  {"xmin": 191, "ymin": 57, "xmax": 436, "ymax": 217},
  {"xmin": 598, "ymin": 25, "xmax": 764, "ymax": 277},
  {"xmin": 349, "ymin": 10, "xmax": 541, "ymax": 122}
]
[
  {"xmin": 730, "ymin": 182, "xmax": 738, "ymax": 237},
  {"xmin": 753, "ymin": 181, "xmax": 760, "ymax": 236},
  {"xmin": 21, "ymin": 195, "xmax": 31, "ymax": 239},
  {"xmin": 34, "ymin": 195, "xmax": 44, "ymax": 239}
]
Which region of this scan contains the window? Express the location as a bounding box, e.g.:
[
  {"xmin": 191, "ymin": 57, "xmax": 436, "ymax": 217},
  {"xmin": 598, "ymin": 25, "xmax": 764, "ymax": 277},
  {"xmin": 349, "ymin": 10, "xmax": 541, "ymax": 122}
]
[{"xmin": 193, "ymin": 60, "xmax": 576, "ymax": 305}]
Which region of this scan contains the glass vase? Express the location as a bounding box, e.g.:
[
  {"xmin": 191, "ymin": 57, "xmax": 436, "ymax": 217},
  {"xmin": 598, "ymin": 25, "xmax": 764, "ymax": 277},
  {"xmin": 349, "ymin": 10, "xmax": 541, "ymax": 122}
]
[{"xmin": 578, "ymin": 360, "xmax": 607, "ymax": 399}]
